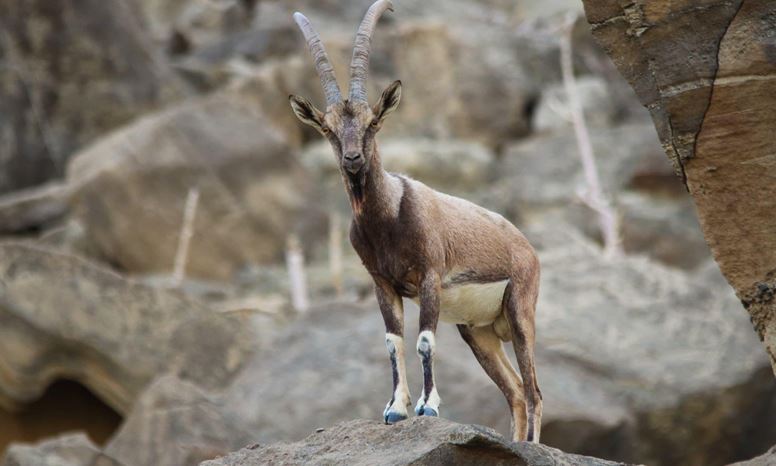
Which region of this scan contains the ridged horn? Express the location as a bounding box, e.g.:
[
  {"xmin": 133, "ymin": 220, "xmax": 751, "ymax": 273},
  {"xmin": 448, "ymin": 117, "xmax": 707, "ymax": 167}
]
[
  {"xmin": 348, "ymin": 0, "xmax": 394, "ymax": 102},
  {"xmin": 293, "ymin": 12, "xmax": 342, "ymax": 106}
]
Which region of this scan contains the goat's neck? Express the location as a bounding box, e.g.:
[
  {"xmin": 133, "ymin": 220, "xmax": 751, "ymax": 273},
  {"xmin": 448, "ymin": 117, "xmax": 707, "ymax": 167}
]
[{"xmin": 349, "ymin": 148, "xmax": 401, "ymax": 222}]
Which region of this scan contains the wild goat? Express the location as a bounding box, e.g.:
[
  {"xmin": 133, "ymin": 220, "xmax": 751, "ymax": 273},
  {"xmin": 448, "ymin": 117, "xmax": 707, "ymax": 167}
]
[{"xmin": 289, "ymin": 0, "xmax": 543, "ymax": 443}]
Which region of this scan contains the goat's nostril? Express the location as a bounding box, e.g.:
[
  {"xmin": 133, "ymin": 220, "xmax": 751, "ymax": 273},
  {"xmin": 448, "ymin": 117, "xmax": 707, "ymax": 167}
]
[{"xmin": 344, "ymin": 152, "xmax": 362, "ymax": 162}]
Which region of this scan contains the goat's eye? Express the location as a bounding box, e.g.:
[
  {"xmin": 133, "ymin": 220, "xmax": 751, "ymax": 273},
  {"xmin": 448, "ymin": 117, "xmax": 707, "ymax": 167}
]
[
  {"xmin": 370, "ymin": 120, "xmax": 379, "ymax": 127},
  {"xmin": 321, "ymin": 126, "xmax": 330, "ymax": 134}
]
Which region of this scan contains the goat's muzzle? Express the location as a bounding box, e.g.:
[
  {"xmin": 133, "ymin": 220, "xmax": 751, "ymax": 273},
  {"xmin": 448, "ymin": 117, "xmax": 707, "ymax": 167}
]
[{"xmin": 343, "ymin": 152, "xmax": 365, "ymax": 174}]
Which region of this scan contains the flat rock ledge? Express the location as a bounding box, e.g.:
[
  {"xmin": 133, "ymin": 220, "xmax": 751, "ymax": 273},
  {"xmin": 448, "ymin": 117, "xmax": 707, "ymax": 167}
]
[{"xmin": 200, "ymin": 417, "xmax": 633, "ymax": 466}]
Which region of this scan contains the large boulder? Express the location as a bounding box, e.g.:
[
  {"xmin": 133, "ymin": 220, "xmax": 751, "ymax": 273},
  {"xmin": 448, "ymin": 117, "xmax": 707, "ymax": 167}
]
[
  {"xmin": 0, "ymin": 0, "xmax": 185, "ymax": 194},
  {"xmin": 103, "ymin": 376, "xmax": 253, "ymax": 466},
  {"xmin": 66, "ymin": 79, "xmax": 309, "ymax": 280},
  {"xmin": 1, "ymin": 433, "xmax": 120, "ymax": 466},
  {"xmin": 0, "ymin": 242, "xmax": 257, "ymax": 415},
  {"xmin": 220, "ymin": 226, "xmax": 771, "ymax": 465},
  {"xmin": 581, "ymin": 0, "xmax": 776, "ymax": 373},
  {"xmin": 201, "ymin": 417, "xmax": 629, "ymax": 466},
  {"xmin": 494, "ymin": 122, "xmax": 669, "ymax": 210}
]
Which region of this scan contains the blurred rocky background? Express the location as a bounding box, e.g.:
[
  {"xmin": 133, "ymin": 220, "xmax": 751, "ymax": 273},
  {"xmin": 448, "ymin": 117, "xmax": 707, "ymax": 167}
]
[{"xmin": 0, "ymin": 0, "xmax": 774, "ymax": 465}]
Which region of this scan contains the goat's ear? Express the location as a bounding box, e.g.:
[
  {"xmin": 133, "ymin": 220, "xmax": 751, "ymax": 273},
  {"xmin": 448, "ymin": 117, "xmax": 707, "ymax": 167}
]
[
  {"xmin": 373, "ymin": 80, "xmax": 402, "ymax": 124},
  {"xmin": 289, "ymin": 95, "xmax": 325, "ymax": 131}
]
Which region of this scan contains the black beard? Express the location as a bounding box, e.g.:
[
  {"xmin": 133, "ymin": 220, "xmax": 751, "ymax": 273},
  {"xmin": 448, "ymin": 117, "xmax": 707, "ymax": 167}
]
[{"xmin": 347, "ymin": 169, "xmax": 366, "ymax": 208}]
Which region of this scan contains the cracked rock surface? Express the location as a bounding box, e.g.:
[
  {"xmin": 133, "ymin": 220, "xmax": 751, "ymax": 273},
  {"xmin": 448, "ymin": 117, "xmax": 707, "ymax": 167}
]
[{"xmin": 582, "ymin": 0, "xmax": 776, "ymax": 375}]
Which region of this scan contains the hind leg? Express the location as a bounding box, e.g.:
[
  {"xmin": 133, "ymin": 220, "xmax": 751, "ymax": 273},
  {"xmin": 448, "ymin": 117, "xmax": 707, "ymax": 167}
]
[
  {"xmin": 457, "ymin": 324, "xmax": 528, "ymax": 442},
  {"xmin": 504, "ymin": 273, "xmax": 543, "ymax": 443}
]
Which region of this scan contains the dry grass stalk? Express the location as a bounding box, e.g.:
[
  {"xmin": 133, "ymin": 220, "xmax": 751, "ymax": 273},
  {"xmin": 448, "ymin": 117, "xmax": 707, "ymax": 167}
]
[
  {"xmin": 172, "ymin": 188, "xmax": 200, "ymax": 286},
  {"xmin": 560, "ymin": 12, "xmax": 623, "ymax": 259},
  {"xmin": 286, "ymin": 234, "xmax": 310, "ymax": 313}
]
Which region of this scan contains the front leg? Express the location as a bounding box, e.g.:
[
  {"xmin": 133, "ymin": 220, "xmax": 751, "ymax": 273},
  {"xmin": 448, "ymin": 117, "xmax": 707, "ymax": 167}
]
[
  {"xmin": 415, "ymin": 272, "xmax": 441, "ymax": 417},
  {"xmin": 374, "ymin": 278, "xmax": 411, "ymax": 424}
]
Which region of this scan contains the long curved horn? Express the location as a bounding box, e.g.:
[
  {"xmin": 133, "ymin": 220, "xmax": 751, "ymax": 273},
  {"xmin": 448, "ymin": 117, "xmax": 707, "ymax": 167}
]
[
  {"xmin": 293, "ymin": 12, "xmax": 342, "ymax": 106},
  {"xmin": 348, "ymin": 0, "xmax": 394, "ymax": 102}
]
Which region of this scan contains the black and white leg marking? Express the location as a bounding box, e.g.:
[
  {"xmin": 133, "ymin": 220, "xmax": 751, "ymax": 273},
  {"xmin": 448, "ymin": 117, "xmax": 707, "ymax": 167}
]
[
  {"xmin": 414, "ymin": 330, "xmax": 440, "ymax": 416},
  {"xmin": 383, "ymin": 333, "xmax": 411, "ymax": 423}
]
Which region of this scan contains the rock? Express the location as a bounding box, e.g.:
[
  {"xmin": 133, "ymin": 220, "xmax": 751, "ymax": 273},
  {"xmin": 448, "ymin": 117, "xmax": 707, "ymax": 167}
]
[
  {"xmin": 104, "ymin": 376, "xmax": 253, "ymax": 466},
  {"xmin": 66, "ymin": 78, "xmax": 309, "ymax": 280},
  {"xmin": 617, "ymin": 192, "xmax": 710, "ymax": 269},
  {"xmin": 533, "ymin": 76, "xmax": 617, "ymax": 133},
  {"xmin": 174, "ymin": 25, "xmax": 301, "ymax": 91},
  {"xmin": 0, "ymin": 183, "xmax": 70, "ymax": 234},
  {"xmin": 142, "ymin": 0, "xmax": 256, "ymax": 51},
  {"xmin": 201, "ymin": 417, "xmax": 629, "ymax": 466},
  {"xmin": 581, "ymin": 0, "xmax": 776, "ymax": 373},
  {"xmin": 491, "ymin": 123, "xmax": 710, "ymax": 269},
  {"xmin": 1, "ymin": 433, "xmax": 121, "ymax": 466},
  {"xmin": 0, "ymin": 242, "xmax": 257, "ymax": 414},
  {"xmin": 0, "ymin": 0, "xmax": 185, "ymax": 194},
  {"xmin": 732, "ymin": 446, "xmax": 776, "ymax": 466},
  {"xmin": 559, "ymin": 191, "xmax": 710, "ymax": 270},
  {"xmin": 221, "ymin": 226, "xmax": 769, "ymax": 465},
  {"xmin": 494, "ymin": 122, "xmax": 670, "ymax": 209}
]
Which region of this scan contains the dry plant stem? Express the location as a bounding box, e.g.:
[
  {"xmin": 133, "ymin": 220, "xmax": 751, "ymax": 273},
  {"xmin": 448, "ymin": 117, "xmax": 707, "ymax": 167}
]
[
  {"xmin": 172, "ymin": 188, "xmax": 200, "ymax": 286},
  {"xmin": 329, "ymin": 211, "xmax": 344, "ymax": 297},
  {"xmin": 560, "ymin": 12, "xmax": 623, "ymax": 259},
  {"xmin": 286, "ymin": 234, "xmax": 310, "ymax": 313}
]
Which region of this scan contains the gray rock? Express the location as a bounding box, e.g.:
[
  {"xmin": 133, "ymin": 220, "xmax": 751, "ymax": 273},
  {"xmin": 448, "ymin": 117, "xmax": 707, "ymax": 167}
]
[
  {"xmin": 200, "ymin": 417, "xmax": 629, "ymax": 466},
  {"xmin": 533, "ymin": 76, "xmax": 617, "ymax": 133},
  {"xmin": 66, "ymin": 79, "xmax": 309, "ymax": 280},
  {"xmin": 104, "ymin": 376, "xmax": 253, "ymax": 466},
  {"xmin": 138, "ymin": 0, "xmax": 256, "ymax": 51},
  {"xmin": 0, "ymin": 242, "xmax": 257, "ymax": 415},
  {"xmin": 0, "ymin": 183, "xmax": 70, "ymax": 234},
  {"xmin": 495, "ymin": 122, "xmax": 670, "ymax": 209},
  {"xmin": 1, "ymin": 433, "xmax": 121, "ymax": 466},
  {"xmin": 0, "ymin": 0, "xmax": 185, "ymax": 194},
  {"xmin": 617, "ymin": 192, "xmax": 710, "ymax": 269}
]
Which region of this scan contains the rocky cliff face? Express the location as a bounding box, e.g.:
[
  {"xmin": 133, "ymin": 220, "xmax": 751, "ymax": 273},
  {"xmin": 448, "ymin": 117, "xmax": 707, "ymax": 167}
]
[{"xmin": 581, "ymin": 0, "xmax": 776, "ymax": 374}]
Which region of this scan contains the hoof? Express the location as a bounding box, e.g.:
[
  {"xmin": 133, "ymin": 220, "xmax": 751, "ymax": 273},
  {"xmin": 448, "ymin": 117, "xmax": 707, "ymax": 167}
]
[
  {"xmin": 384, "ymin": 411, "xmax": 408, "ymax": 424},
  {"xmin": 415, "ymin": 405, "xmax": 439, "ymax": 417}
]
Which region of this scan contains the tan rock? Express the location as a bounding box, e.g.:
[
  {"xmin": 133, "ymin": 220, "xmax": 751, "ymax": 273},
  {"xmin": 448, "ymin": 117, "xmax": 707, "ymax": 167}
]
[{"xmin": 582, "ymin": 0, "xmax": 776, "ymax": 373}]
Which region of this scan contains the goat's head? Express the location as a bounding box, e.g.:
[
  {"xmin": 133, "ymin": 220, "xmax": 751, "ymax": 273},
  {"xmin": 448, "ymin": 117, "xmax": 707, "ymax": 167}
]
[{"xmin": 289, "ymin": 0, "xmax": 400, "ymax": 202}]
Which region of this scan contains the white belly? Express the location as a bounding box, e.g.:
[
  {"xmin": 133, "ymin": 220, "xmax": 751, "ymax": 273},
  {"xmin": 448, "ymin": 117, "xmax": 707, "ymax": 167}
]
[{"xmin": 413, "ymin": 280, "xmax": 508, "ymax": 327}]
